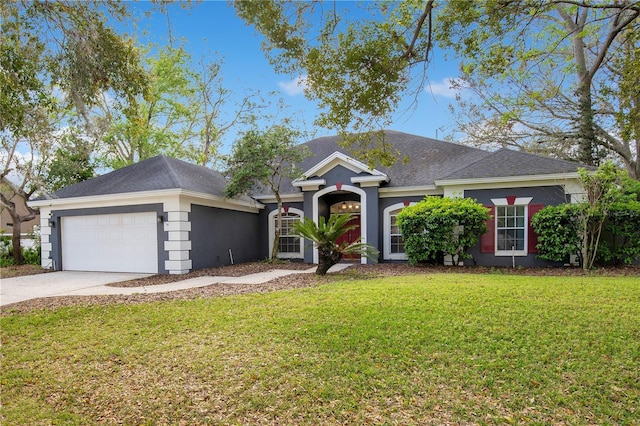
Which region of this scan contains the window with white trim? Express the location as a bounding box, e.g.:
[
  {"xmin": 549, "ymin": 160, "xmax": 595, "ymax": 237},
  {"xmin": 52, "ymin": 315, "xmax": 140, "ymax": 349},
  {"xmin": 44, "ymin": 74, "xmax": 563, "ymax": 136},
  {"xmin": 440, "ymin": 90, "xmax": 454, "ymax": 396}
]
[
  {"xmin": 383, "ymin": 202, "xmax": 414, "ymax": 260},
  {"xmin": 269, "ymin": 208, "xmax": 304, "ymax": 259},
  {"xmin": 278, "ymin": 213, "xmax": 301, "ymax": 254},
  {"xmin": 389, "ymin": 209, "xmax": 404, "ymax": 255},
  {"xmin": 496, "ymin": 205, "xmax": 526, "ymax": 252},
  {"xmin": 489, "ymin": 197, "xmax": 533, "ymax": 256}
]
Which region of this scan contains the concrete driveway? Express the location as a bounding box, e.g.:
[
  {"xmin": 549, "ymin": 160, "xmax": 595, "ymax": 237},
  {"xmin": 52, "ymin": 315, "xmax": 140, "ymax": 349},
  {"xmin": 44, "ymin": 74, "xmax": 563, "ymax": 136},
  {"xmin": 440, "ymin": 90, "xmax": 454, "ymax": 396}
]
[{"xmin": 0, "ymin": 271, "xmax": 152, "ymax": 307}]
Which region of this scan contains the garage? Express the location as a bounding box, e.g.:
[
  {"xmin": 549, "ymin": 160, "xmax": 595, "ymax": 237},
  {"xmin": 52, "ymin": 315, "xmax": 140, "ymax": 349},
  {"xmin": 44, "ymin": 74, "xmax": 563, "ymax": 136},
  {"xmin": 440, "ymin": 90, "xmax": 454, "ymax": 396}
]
[{"xmin": 61, "ymin": 212, "xmax": 158, "ymax": 273}]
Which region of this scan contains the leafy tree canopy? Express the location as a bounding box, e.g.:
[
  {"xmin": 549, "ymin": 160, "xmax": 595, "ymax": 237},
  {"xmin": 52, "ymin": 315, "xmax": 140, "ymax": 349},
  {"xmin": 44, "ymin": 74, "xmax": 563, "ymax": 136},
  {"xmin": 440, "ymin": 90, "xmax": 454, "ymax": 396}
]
[
  {"xmin": 234, "ymin": 1, "xmax": 639, "ymax": 177},
  {"xmin": 0, "ymin": 0, "xmax": 150, "ymax": 264},
  {"xmin": 224, "ymin": 125, "xmax": 310, "ymax": 259}
]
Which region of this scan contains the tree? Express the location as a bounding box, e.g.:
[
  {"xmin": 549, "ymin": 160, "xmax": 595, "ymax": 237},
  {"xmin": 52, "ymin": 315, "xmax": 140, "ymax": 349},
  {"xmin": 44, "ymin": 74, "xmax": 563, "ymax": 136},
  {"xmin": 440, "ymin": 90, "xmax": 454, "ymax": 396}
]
[
  {"xmin": 235, "ymin": 1, "xmax": 639, "ymax": 177},
  {"xmin": 224, "ymin": 125, "xmax": 310, "ymax": 259},
  {"xmin": 233, "ymin": 0, "xmax": 435, "ymax": 166},
  {"xmin": 43, "ymin": 130, "xmax": 96, "ymax": 192},
  {"xmin": 577, "ymin": 162, "xmax": 621, "ymax": 270},
  {"xmin": 437, "ymin": 1, "xmax": 639, "ymax": 177},
  {"xmin": 0, "ymin": 0, "xmax": 149, "ymax": 263},
  {"xmin": 99, "ymin": 45, "xmax": 198, "ymax": 168},
  {"xmin": 100, "ymin": 45, "xmax": 267, "ymax": 169},
  {"xmin": 396, "ymin": 196, "xmax": 490, "ymax": 265},
  {"xmin": 293, "ymin": 214, "xmax": 379, "ymax": 276},
  {"xmin": 194, "ymin": 57, "xmax": 267, "ymax": 168}
]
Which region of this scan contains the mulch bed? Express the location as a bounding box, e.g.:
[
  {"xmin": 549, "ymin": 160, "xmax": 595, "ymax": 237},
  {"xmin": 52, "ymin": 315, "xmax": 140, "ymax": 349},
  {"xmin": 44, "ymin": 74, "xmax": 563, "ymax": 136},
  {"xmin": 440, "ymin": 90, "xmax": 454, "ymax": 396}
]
[{"xmin": 2, "ymin": 262, "xmax": 638, "ymax": 316}]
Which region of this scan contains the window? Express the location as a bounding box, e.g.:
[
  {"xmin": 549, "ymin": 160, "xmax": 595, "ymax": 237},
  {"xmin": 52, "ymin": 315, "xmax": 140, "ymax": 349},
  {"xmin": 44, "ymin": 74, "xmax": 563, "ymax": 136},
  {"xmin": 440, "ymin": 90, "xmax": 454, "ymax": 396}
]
[
  {"xmin": 278, "ymin": 213, "xmax": 301, "ymax": 254},
  {"xmin": 496, "ymin": 205, "xmax": 526, "ymax": 252},
  {"xmin": 383, "ymin": 202, "xmax": 414, "ymax": 260},
  {"xmin": 268, "ymin": 208, "xmax": 304, "ymax": 259},
  {"xmin": 389, "ymin": 210, "xmax": 404, "ymax": 254},
  {"xmin": 481, "ymin": 197, "xmax": 539, "ymax": 256}
]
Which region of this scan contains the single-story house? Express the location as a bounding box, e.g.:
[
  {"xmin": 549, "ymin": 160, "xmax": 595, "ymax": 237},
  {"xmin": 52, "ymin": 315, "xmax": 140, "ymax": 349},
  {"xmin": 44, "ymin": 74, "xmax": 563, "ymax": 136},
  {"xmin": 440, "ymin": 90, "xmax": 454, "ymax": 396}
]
[{"xmin": 30, "ymin": 130, "xmax": 587, "ymax": 274}]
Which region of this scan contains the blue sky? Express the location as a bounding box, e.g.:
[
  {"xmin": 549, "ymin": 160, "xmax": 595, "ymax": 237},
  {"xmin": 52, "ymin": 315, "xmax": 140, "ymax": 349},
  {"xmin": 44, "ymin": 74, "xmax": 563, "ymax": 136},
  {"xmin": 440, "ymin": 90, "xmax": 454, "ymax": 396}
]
[{"xmin": 125, "ymin": 1, "xmax": 464, "ymax": 152}]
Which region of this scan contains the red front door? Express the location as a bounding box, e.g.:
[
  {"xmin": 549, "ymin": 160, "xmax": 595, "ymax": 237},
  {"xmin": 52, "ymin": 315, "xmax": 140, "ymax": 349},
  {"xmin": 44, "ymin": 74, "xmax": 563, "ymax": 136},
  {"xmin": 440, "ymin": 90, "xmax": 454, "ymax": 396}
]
[{"xmin": 335, "ymin": 215, "xmax": 361, "ymax": 260}]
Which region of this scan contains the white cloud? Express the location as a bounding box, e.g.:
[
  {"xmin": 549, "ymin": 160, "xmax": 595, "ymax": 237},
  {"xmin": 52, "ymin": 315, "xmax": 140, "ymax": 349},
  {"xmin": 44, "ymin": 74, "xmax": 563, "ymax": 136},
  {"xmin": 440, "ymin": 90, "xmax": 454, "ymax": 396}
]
[
  {"xmin": 426, "ymin": 77, "xmax": 468, "ymax": 99},
  {"xmin": 278, "ymin": 75, "xmax": 308, "ymax": 96}
]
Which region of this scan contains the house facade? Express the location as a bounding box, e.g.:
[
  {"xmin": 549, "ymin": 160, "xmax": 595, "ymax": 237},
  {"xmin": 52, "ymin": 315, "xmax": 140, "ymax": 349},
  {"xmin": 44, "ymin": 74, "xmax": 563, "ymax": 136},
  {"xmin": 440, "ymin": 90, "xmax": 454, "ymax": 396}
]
[{"xmin": 30, "ymin": 131, "xmax": 587, "ymax": 274}]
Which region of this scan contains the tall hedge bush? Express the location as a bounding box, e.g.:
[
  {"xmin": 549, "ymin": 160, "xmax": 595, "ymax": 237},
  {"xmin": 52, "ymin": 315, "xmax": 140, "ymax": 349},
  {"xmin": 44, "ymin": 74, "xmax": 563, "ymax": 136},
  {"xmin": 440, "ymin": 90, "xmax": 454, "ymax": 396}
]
[
  {"xmin": 530, "ymin": 204, "xmax": 583, "ymax": 265},
  {"xmin": 531, "ymin": 200, "xmax": 640, "ymax": 267},
  {"xmin": 396, "ymin": 196, "xmax": 490, "ymax": 265}
]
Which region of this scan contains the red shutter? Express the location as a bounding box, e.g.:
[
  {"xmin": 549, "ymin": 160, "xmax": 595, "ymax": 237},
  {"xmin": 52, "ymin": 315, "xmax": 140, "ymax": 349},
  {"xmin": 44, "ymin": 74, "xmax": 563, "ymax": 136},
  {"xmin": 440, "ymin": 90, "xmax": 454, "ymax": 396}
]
[
  {"xmin": 528, "ymin": 204, "xmax": 544, "ymax": 253},
  {"xmin": 480, "ymin": 206, "xmax": 495, "ymax": 253}
]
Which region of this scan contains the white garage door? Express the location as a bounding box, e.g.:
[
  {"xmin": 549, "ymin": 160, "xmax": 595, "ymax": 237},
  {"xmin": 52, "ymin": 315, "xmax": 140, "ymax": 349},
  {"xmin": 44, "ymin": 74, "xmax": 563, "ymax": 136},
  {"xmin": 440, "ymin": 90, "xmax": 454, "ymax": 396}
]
[{"xmin": 61, "ymin": 212, "xmax": 158, "ymax": 273}]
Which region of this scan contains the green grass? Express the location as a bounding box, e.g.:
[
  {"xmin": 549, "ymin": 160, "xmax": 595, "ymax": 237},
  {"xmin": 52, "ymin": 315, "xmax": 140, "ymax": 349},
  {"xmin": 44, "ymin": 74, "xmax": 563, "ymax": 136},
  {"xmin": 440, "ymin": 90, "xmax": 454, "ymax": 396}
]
[{"xmin": 1, "ymin": 273, "xmax": 639, "ymax": 425}]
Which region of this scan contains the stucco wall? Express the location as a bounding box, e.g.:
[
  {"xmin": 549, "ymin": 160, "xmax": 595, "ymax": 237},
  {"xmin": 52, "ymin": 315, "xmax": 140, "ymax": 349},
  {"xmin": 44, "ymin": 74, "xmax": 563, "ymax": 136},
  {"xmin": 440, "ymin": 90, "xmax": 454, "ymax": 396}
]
[{"xmin": 190, "ymin": 204, "xmax": 262, "ymax": 269}]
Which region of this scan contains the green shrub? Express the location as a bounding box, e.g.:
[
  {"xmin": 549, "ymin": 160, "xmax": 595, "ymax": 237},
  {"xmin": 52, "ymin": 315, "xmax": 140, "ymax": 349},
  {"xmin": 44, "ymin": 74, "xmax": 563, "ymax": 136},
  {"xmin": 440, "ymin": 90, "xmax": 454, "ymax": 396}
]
[
  {"xmin": 397, "ymin": 196, "xmax": 490, "ymax": 265},
  {"xmin": 0, "ymin": 227, "xmax": 42, "ymax": 266},
  {"xmin": 598, "ymin": 201, "xmax": 640, "ymax": 265},
  {"xmin": 531, "ymin": 203, "xmax": 583, "ymax": 265},
  {"xmin": 532, "ymin": 201, "xmax": 640, "ymax": 267}
]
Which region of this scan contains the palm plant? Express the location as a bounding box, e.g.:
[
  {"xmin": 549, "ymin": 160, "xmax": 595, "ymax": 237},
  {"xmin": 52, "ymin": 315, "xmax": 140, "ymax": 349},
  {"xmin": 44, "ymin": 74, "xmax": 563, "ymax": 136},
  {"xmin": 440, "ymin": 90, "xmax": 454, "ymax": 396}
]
[{"xmin": 293, "ymin": 213, "xmax": 379, "ymax": 275}]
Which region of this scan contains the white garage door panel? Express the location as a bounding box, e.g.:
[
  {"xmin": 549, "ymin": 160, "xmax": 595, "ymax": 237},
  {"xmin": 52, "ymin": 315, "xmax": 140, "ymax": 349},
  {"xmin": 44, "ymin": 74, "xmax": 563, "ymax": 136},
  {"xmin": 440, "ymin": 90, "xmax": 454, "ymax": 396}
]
[{"xmin": 62, "ymin": 212, "xmax": 158, "ymax": 273}]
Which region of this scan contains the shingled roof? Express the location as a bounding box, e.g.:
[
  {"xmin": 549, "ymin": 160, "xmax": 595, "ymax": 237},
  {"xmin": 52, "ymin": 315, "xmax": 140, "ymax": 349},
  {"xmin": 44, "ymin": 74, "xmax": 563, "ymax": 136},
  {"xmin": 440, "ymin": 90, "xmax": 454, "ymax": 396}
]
[
  {"xmin": 439, "ymin": 148, "xmax": 588, "ymax": 181},
  {"xmin": 37, "ymin": 155, "xmax": 230, "ymax": 200},
  {"xmin": 38, "ymin": 131, "xmax": 587, "ymax": 201},
  {"xmin": 280, "ymin": 130, "xmax": 584, "ymax": 193}
]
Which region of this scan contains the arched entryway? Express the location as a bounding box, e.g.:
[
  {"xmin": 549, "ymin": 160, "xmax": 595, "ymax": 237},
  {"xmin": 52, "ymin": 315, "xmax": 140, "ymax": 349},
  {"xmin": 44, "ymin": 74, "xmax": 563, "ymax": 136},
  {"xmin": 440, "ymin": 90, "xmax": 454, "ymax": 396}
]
[
  {"xmin": 312, "ymin": 184, "xmax": 367, "ymax": 264},
  {"xmin": 330, "ymin": 201, "xmax": 361, "ymax": 261}
]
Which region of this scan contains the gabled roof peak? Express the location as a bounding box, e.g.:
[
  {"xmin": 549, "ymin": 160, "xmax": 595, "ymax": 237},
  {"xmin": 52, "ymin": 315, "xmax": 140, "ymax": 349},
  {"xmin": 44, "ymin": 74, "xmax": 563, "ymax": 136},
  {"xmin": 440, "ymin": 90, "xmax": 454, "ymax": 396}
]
[{"xmin": 296, "ymin": 151, "xmax": 388, "ymax": 181}]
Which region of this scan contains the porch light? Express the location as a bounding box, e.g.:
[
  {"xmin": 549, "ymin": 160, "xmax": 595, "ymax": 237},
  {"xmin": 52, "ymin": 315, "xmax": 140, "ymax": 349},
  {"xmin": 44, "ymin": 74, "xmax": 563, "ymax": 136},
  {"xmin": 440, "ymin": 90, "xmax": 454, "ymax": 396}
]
[
  {"xmin": 348, "ymin": 203, "xmax": 353, "ymax": 209},
  {"xmin": 341, "ymin": 202, "xmax": 347, "ymax": 210}
]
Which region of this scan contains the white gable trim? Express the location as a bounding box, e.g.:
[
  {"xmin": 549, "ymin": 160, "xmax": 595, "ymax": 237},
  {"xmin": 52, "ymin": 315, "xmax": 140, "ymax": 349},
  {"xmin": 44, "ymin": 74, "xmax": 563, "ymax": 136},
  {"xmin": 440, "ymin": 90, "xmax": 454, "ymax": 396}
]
[
  {"xmin": 312, "ymin": 184, "xmax": 367, "ymax": 265},
  {"xmin": 295, "ymin": 151, "xmax": 388, "ymax": 182},
  {"xmin": 351, "ymin": 175, "xmax": 390, "ymax": 187},
  {"xmin": 292, "ymin": 179, "xmax": 326, "ymax": 191}
]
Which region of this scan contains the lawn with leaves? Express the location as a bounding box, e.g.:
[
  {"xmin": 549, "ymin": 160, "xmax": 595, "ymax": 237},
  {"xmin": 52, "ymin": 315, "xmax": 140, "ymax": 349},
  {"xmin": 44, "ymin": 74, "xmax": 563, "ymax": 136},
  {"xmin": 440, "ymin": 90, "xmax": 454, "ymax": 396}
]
[{"xmin": 1, "ymin": 273, "xmax": 639, "ymax": 425}]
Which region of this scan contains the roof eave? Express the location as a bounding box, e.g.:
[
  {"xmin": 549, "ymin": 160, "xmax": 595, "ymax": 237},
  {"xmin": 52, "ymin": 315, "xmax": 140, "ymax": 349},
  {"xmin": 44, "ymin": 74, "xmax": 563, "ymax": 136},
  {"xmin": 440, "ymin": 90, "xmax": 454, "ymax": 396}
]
[
  {"xmin": 28, "ymin": 188, "xmax": 264, "ymax": 213},
  {"xmin": 435, "ymin": 172, "xmax": 581, "ymax": 187}
]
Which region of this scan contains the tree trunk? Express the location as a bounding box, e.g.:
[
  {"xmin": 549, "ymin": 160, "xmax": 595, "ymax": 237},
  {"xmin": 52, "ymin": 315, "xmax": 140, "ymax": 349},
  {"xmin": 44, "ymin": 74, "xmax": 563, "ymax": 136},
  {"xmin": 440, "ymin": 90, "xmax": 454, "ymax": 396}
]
[
  {"xmin": 271, "ymin": 196, "xmax": 283, "ymax": 260},
  {"xmin": 315, "ymin": 249, "xmax": 342, "ymax": 276},
  {"xmin": 576, "ymin": 84, "xmax": 598, "ymax": 166},
  {"xmin": 10, "ymin": 215, "xmax": 24, "ymax": 265}
]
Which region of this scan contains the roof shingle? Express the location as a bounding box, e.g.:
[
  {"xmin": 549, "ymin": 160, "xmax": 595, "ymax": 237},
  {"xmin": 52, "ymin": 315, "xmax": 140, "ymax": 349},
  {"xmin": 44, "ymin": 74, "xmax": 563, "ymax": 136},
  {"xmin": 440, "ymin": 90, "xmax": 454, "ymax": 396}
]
[{"xmin": 39, "ymin": 155, "xmax": 229, "ymax": 200}]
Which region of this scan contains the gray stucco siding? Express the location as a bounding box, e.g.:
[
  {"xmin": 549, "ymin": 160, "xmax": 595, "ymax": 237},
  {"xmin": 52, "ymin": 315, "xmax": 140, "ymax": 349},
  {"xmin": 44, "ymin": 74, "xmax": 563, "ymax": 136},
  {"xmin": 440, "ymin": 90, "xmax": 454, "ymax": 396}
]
[
  {"xmin": 464, "ymin": 185, "xmax": 569, "ymax": 206},
  {"xmin": 464, "ymin": 186, "xmax": 568, "ymax": 267},
  {"xmin": 190, "ymin": 204, "xmax": 262, "ymax": 269},
  {"xmin": 311, "ymin": 165, "xmax": 367, "ymax": 185},
  {"xmin": 48, "ymin": 204, "xmax": 167, "ymax": 273}
]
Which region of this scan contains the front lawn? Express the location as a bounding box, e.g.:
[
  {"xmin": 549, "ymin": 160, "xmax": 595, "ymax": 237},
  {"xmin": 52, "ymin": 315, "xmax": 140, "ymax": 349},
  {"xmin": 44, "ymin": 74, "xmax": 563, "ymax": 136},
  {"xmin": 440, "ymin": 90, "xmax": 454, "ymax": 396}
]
[{"xmin": 1, "ymin": 273, "xmax": 638, "ymax": 425}]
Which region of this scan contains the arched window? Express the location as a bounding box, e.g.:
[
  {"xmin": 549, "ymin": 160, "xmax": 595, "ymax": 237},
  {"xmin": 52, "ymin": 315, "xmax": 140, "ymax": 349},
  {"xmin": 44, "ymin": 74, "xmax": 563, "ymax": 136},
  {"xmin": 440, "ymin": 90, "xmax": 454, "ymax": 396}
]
[
  {"xmin": 268, "ymin": 208, "xmax": 304, "ymax": 259},
  {"xmin": 383, "ymin": 202, "xmax": 414, "ymax": 260}
]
